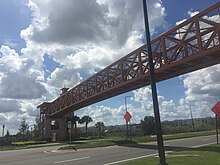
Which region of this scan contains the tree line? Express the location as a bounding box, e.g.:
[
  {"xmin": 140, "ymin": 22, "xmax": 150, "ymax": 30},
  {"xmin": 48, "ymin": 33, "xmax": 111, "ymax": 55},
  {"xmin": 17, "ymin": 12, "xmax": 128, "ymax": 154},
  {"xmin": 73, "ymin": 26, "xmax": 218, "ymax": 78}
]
[
  {"xmin": 2, "ymin": 115, "xmax": 216, "ymax": 142},
  {"xmin": 11, "ymin": 114, "xmax": 105, "ymax": 141}
]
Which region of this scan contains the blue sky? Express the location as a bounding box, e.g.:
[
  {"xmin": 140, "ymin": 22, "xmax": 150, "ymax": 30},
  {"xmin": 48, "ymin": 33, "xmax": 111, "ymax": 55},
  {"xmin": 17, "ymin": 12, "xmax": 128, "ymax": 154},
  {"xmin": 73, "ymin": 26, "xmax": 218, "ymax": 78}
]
[
  {"xmin": 0, "ymin": 0, "xmax": 220, "ymax": 134},
  {"xmin": 0, "ymin": 0, "xmax": 30, "ymax": 51},
  {"xmin": 162, "ymin": 0, "xmax": 219, "ymax": 24}
]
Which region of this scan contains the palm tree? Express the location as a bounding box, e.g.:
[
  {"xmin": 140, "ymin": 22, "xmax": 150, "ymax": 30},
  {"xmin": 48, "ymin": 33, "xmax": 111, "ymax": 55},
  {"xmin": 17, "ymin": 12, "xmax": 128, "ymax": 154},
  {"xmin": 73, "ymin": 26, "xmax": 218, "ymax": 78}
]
[
  {"xmin": 71, "ymin": 115, "xmax": 80, "ymax": 136},
  {"xmin": 95, "ymin": 122, "xmax": 105, "ymax": 137},
  {"xmin": 79, "ymin": 116, "xmax": 92, "ymax": 135}
]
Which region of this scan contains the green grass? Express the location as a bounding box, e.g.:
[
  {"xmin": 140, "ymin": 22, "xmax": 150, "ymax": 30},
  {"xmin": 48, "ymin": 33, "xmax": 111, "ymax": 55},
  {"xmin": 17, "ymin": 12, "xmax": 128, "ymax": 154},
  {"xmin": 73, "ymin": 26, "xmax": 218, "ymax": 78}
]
[
  {"xmin": 0, "ymin": 141, "xmax": 65, "ymax": 151},
  {"xmin": 12, "ymin": 141, "xmax": 47, "ymax": 145},
  {"xmin": 0, "ymin": 146, "xmax": 23, "ymax": 151},
  {"xmin": 120, "ymin": 144, "xmax": 220, "ymax": 165}
]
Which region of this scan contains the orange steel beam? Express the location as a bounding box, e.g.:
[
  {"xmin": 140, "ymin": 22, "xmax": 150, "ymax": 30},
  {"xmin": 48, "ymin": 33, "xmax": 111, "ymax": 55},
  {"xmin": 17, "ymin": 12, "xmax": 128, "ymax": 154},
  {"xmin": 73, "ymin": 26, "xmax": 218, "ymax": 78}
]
[{"xmin": 38, "ymin": 2, "xmax": 220, "ymax": 117}]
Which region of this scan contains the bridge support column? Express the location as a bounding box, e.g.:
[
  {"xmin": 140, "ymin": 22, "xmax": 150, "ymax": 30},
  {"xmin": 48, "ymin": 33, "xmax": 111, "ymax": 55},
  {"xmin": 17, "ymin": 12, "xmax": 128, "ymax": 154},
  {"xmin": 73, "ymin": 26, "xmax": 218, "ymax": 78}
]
[
  {"xmin": 55, "ymin": 116, "xmax": 69, "ymax": 141},
  {"xmin": 40, "ymin": 114, "xmax": 71, "ymax": 141},
  {"xmin": 42, "ymin": 115, "xmax": 51, "ymax": 140}
]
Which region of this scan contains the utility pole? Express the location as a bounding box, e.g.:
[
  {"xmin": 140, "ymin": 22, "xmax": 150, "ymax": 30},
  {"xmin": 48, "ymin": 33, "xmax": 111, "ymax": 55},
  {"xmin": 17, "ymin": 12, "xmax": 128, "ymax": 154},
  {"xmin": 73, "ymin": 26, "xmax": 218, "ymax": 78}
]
[
  {"xmin": 142, "ymin": 0, "xmax": 167, "ymax": 165},
  {"xmin": 189, "ymin": 105, "xmax": 195, "ymax": 131}
]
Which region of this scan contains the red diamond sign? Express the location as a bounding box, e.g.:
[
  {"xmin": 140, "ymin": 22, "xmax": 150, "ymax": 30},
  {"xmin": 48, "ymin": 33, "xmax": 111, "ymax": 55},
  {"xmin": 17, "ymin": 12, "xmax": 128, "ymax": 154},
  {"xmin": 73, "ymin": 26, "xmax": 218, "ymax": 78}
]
[
  {"xmin": 211, "ymin": 101, "xmax": 220, "ymax": 117},
  {"xmin": 124, "ymin": 111, "xmax": 132, "ymax": 123}
]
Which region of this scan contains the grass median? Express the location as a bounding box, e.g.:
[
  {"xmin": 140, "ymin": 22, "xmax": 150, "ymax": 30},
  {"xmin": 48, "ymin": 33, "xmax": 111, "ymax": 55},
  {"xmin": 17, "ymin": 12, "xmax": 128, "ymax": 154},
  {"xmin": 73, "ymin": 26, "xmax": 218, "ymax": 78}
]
[
  {"xmin": 58, "ymin": 130, "xmax": 216, "ymax": 150},
  {"xmin": 0, "ymin": 141, "xmax": 65, "ymax": 151},
  {"xmin": 120, "ymin": 144, "xmax": 220, "ymax": 165},
  {"xmin": 0, "ymin": 130, "xmax": 216, "ymax": 151}
]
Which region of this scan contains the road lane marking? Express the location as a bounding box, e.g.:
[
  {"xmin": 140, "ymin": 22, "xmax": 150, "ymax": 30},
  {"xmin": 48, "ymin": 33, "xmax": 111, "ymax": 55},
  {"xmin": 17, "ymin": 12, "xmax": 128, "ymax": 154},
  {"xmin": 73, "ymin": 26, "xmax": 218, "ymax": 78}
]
[
  {"xmin": 104, "ymin": 141, "xmax": 216, "ymax": 165},
  {"xmin": 103, "ymin": 154, "xmax": 158, "ymax": 165},
  {"xmin": 201, "ymin": 138, "xmax": 211, "ymax": 141},
  {"xmin": 191, "ymin": 142, "xmax": 215, "ymax": 148},
  {"xmin": 164, "ymin": 135, "xmax": 215, "ymax": 143},
  {"xmin": 54, "ymin": 156, "xmax": 90, "ymax": 164}
]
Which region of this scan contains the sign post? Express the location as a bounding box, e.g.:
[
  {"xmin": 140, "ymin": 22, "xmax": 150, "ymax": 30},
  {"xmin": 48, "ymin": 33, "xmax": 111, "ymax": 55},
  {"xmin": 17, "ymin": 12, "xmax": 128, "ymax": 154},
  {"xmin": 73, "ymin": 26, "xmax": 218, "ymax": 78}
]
[
  {"xmin": 211, "ymin": 101, "xmax": 220, "ymax": 145},
  {"xmin": 216, "ymin": 115, "xmax": 219, "ymax": 144},
  {"xmin": 124, "ymin": 111, "xmax": 132, "ymax": 139},
  {"xmin": 124, "ymin": 96, "xmax": 131, "ymax": 139},
  {"xmin": 67, "ymin": 121, "xmax": 72, "ymax": 146}
]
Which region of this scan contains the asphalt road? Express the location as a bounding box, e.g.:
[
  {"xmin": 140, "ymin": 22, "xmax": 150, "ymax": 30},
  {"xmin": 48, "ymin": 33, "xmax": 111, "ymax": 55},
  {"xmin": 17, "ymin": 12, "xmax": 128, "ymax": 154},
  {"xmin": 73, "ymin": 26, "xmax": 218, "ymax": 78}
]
[{"xmin": 0, "ymin": 135, "xmax": 217, "ymax": 165}]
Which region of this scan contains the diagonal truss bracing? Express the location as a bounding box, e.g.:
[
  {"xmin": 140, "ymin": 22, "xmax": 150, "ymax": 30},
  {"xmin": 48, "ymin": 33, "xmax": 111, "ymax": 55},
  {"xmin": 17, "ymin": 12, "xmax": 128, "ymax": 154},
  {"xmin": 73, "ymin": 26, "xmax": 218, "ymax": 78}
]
[{"xmin": 39, "ymin": 2, "xmax": 220, "ymax": 117}]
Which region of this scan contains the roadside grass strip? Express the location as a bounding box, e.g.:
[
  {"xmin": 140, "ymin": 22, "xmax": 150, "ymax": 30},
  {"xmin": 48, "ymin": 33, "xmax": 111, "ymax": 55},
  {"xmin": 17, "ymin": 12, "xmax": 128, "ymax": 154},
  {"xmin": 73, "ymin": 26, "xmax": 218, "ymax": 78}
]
[{"xmin": 119, "ymin": 144, "xmax": 220, "ymax": 165}]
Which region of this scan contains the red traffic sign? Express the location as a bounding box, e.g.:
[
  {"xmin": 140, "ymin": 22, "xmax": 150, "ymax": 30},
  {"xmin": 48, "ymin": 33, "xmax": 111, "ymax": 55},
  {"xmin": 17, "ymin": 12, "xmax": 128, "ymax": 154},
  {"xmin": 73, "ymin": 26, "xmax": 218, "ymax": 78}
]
[
  {"xmin": 211, "ymin": 101, "xmax": 220, "ymax": 117},
  {"xmin": 124, "ymin": 111, "xmax": 132, "ymax": 123}
]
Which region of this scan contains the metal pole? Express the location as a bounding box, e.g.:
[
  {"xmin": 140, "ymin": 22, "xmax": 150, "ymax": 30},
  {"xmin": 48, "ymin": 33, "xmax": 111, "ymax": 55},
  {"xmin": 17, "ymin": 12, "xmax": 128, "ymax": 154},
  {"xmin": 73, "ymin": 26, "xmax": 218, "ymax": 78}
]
[
  {"xmin": 189, "ymin": 105, "xmax": 195, "ymax": 131},
  {"xmin": 142, "ymin": 1, "xmax": 167, "ymax": 165},
  {"xmin": 39, "ymin": 113, "xmax": 42, "ymax": 140},
  {"xmin": 2, "ymin": 125, "xmax": 5, "ymax": 137},
  {"xmin": 2, "ymin": 124, "xmax": 5, "ymax": 144},
  {"xmin": 216, "ymin": 115, "xmax": 219, "ymax": 144},
  {"xmin": 70, "ymin": 129, "xmax": 72, "ymax": 146},
  {"xmin": 68, "ymin": 121, "xmax": 72, "ymax": 146}
]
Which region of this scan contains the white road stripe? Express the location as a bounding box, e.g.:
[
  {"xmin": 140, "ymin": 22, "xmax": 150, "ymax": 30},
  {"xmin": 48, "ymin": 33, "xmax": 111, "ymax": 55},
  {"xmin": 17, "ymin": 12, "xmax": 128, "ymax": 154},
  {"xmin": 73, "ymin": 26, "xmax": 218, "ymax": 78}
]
[
  {"xmin": 54, "ymin": 156, "xmax": 90, "ymax": 164},
  {"xmin": 191, "ymin": 142, "xmax": 216, "ymax": 148},
  {"xmin": 104, "ymin": 142, "xmax": 216, "ymax": 165},
  {"xmin": 201, "ymin": 138, "xmax": 211, "ymax": 141},
  {"xmin": 103, "ymin": 154, "xmax": 158, "ymax": 165}
]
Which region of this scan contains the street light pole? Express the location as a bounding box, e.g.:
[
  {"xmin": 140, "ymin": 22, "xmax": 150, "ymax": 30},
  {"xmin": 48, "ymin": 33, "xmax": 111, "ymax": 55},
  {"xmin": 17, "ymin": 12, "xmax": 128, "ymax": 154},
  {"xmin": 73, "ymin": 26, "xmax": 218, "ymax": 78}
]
[
  {"xmin": 142, "ymin": 0, "xmax": 167, "ymax": 165},
  {"xmin": 189, "ymin": 105, "xmax": 195, "ymax": 131},
  {"xmin": 2, "ymin": 124, "xmax": 5, "ymax": 143},
  {"xmin": 125, "ymin": 96, "xmax": 131, "ymax": 139}
]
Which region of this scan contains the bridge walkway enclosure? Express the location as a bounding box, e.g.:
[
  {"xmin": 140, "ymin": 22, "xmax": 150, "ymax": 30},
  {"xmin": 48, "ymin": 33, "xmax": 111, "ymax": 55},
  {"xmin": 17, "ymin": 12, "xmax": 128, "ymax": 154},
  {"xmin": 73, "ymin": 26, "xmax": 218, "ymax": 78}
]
[{"xmin": 38, "ymin": 2, "xmax": 220, "ymax": 118}]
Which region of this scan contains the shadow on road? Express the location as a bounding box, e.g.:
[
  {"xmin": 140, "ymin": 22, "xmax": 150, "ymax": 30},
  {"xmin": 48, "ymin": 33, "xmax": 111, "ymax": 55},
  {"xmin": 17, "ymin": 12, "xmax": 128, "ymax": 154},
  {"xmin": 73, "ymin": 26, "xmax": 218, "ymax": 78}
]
[{"xmin": 115, "ymin": 141, "xmax": 189, "ymax": 151}]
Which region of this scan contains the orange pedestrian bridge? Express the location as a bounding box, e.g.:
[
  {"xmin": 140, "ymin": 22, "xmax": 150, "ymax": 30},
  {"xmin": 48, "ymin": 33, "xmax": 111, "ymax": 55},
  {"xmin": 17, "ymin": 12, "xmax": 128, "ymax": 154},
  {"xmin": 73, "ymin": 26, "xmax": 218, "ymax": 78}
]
[{"xmin": 38, "ymin": 2, "xmax": 220, "ymax": 120}]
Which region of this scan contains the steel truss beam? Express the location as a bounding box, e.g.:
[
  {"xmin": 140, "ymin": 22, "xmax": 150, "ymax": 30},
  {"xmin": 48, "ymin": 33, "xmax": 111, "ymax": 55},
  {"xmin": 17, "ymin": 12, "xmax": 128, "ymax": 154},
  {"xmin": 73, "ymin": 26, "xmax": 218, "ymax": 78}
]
[{"xmin": 38, "ymin": 2, "xmax": 220, "ymax": 117}]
